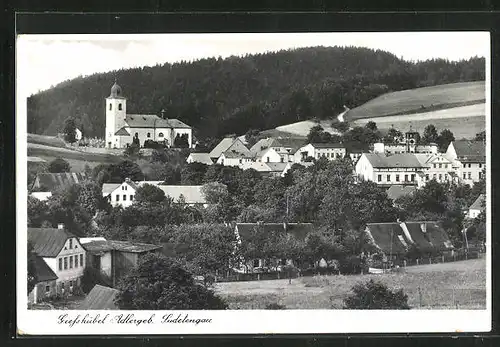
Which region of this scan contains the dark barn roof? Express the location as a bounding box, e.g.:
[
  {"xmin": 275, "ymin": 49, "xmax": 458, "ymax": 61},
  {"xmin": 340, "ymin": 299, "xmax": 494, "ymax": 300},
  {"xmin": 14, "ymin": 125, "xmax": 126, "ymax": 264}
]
[
  {"xmin": 79, "ymin": 285, "xmax": 120, "ymax": 310},
  {"xmin": 453, "ymin": 140, "xmax": 486, "ymax": 163},
  {"xmin": 28, "ymin": 228, "xmax": 76, "ymax": 257},
  {"xmin": 404, "ymin": 222, "xmax": 454, "ymax": 252},
  {"xmin": 365, "ymin": 223, "xmax": 408, "ymax": 255},
  {"xmin": 32, "ymin": 172, "xmax": 87, "ymax": 192},
  {"xmin": 33, "ymin": 255, "xmax": 58, "ymax": 283}
]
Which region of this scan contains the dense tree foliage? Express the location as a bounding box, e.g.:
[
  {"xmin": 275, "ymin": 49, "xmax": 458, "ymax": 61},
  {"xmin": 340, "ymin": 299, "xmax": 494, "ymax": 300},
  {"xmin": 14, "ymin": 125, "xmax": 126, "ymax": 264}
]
[
  {"xmin": 343, "ymin": 279, "xmax": 410, "ymax": 309},
  {"xmin": 47, "ymin": 158, "xmax": 71, "ymax": 173},
  {"xmin": 134, "ymin": 183, "xmax": 166, "ymax": 204},
  {"xmin": 115, "ymin": 253, "xmax": 227, "ymax": 310},
  {"xmin": 28, "ymin": 46, "xmax": 484, "ymax": 143},
  {"xmin": 63, "ymin": 116, "xmax": 77, "ymax": 143}
]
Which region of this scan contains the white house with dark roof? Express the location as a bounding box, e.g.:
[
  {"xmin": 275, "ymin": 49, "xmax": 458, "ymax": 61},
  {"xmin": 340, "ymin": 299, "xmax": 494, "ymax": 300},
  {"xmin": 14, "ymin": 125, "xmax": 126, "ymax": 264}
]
[
  {"xmin": 355, "ymin": 153, "xmax": 426, "ymax": 188},
  {"xmin": 446, "ymin": 140, "xmax": 486, "ymax": 186},
  {"xmin": 294, "ymin": 143, "xmax": 346, "ymax": 163},
  {"xmin": 468, "ymin": 194, "xmax": 485, "ymax": 219},
  {"xmin": 102, "ymin": 178, "xmax": 139, "ymax": 208},
  {"xmin": 28, "ymin": 255, "xmax": 59, "ymax": 304},
  {"xmin": 250, "ymin": 137, "xmax": 305, "ymax": 163},
  {"xmin": 28, "ymin": 225, "xmax": 86, "ymax": 295},
  {"xmin": 105, "ymin": 81, "xmax": 192, "ymax": 149},
  {"xmin": 209, "ymin": 137, "xmax": 252, "ymax": 166}
]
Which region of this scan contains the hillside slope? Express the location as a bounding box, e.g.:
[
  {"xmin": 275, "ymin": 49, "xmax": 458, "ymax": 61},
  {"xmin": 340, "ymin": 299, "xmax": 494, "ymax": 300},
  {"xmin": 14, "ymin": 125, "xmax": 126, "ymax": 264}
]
[
  {"xmin": 344, "ymin": 81, "xmax": 485, "ymax": 121},
  {"xmin": 27, "ymin": 46, "xmax": 485, "ymax": 142}
]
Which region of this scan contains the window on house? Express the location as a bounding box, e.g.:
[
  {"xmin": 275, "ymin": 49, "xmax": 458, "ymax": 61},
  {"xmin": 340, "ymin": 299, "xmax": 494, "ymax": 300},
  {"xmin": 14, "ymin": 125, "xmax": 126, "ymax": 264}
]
[
  {"xmin": 118, "ymin": 103, "xmax": 122, "ymax": 110},
  {"xmin": 396, "ymin": 175, "xmax": 400, "ymax": 182},
  {"xmin": 469, "ymin": 163, "xmax": 472, "ymax": 168},
  {"xmin": 445, "ymin": 164, "xmax": 448, "ymax": 169},
  {"xmin": 479, "ymin": 163, "xmax": 482, "ymax": 168},
  {"xmin": 75, "ymin": 255, "xmax": 78, "ymax": 267},
  {"xmin": 433, "ymin": 174, "xmax": 437, "ymax": 180},
  {"xmin": 69, "ymin": 280, "xmax": 73, "ymax": 288},
  {"xmin": 439, "ymin": 163, "xmax": 442, "ymax": 169},
  {"xmin": 463, "ymin": 173, "xmax": 467, "ymax": 179},
  {"xmin": 411, "ymin": 174, "xmax": 415, "ymax": 181},
  {"xmin": 404, "ymin": 174, "xmax": 408, "ymax": 182},
  {"xmin": 377, "ymin": 174, "xmax": 382, "ymax": 182},
  {"xmin": 64, "ymin": 257, "xmax": 68, "ymax": 270},
  {"xmin": 58, "ymin": 258, "xmax": 62, "ymax": 271},
  {"xmin": 69, "ymin": 239, "xmax": 73, "ymax": 249},
  {"xmin": 433, "ymin": 164, "xmax": 436, "ymax": 168},
  {"xmin": 116, "ymin": 195, "xmax": 120, "ymax": 201},
  {"xmin": 124, "ymin": 185, "xmax": 127, "ymax": 191},
  {"xmin": 280, "ymin": 157, "xmax": 284, "ymax": 163},
  {"xmin": 159, "ymin": 132, "xmax": 164, "ymax": 138},
  {"xmin": 439, "ymin": 174, "xmax": 442, "ymax": 181},
  {"xmin": 468, "ymin": 172, "xmax": 472, "ymax": 179},
  {"xmin": 387, "ymin": 175, "xmax": 391, "ymax": 182},
  {"xmin": 147, "ymin": 133, "xmax": 151, "ymax": 138},
  {"xmin": 123, "ymin": 195, "xmax": 127, "ymax": 201},
  {"xmin": 479, "ymin": 172, "xmax": 483, "ymax": 179},
  {"xmin": 130, "ymin": 195, "xmax": 134, "ymax": 200},
  {"xmin": 266, "ymin": 157, "xmax": 270, "ymax": 163},
  {"xmin": 239, "ymin": 159, "xmax": 242, "ymax": 164},
  {"xmin": 80, "ymin": 254, "xmax": 84, "ymax": 267},
  {"xmin": 135, "ymin": 132, "xmax": 138, "ymax": 137},
  {"xmin": 109, "ymin": 104, "xmax": 112, "ymax": 111},
  {"xmin": 69, "ymin": 256, "xmax": 73, "ymax": 269},
  {"xmin": 45, "ymin": 285, "xmax": 50, "ymax": 294},
  {"xmin": 253, "ymin": 259, "xmax": 260, "ymax": 268}
]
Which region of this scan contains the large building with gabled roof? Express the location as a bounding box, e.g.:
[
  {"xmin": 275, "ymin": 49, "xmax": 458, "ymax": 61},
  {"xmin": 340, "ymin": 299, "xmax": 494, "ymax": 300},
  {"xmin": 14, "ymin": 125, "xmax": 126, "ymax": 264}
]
[
  {"xmin": 446, "ymin": 140, "xmax": 486, "ymax": 186},
  {"xmin": 105, "ymin": 81, "xmax": 192, "ymax": 149}
]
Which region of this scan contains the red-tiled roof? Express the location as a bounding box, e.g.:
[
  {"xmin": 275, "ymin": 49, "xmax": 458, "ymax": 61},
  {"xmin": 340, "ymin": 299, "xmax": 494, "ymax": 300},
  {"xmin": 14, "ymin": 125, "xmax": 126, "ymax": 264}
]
[
  {"xmin": 79, "ymin": 285, "xmax": 120, "ymax": 310},
  {"xmin": 28, "ymin": 228, "xmax": 76, "ymax": 257}
]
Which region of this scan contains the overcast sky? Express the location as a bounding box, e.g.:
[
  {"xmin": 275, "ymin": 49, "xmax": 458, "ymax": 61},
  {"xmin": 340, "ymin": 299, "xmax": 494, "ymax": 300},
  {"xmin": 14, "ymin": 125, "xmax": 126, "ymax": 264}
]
[{"xmin": 17, "ymin": 32, "xmax": 489, "ymax": 97}]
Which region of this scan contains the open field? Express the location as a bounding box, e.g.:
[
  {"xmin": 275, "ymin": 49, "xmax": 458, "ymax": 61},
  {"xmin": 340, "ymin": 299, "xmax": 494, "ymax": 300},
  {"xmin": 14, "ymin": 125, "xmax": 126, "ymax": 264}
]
[
  {"xmin": 261, "ymin": 120, "xmax": 341, "ymax": 138},
  {"xmin": 353, "ymin": 104, "xmax": 486, "ymax": 139},
  {"xmin": 27, "ymin": 133, "xmax": 67, "ymax": 148},
  {"xmin": 214, "ymin": 258, "xmax": 486, "ymax": 310},
  {"xmin": 28, "ymin": 143, "xmax": 123, "ymax": 171},
  {"xmin": 345, "ymin": 81, "xmax": 485, "ymax": 121}
]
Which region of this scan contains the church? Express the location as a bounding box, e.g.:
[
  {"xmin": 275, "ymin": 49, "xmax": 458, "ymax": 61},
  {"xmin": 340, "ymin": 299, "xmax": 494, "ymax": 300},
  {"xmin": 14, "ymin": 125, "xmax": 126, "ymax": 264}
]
[{"xmin": 105, "ymin": 81, "xmax": 193, "ymax": 149}]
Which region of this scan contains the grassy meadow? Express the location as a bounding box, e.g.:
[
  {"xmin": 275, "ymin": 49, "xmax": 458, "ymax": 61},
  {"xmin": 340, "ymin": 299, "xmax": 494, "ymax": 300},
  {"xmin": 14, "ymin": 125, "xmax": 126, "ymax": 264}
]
[
  {"xmin": 345, "ymin": 81, "xmax": 485, "ymax": 121},
  {"xmin": 214, "ymin": 258, "xmax": 486, "ymax": 310}
]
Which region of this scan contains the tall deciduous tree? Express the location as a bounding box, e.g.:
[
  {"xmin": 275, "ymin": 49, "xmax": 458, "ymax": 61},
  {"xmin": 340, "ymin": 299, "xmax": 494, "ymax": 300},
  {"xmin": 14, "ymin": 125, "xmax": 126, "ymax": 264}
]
[
  {"xmin": 422, "ymin": 124, "xmax": 439, "ymax": 144},
  {"xmin": 115, "ymin": 253, "xmax": 227, "ymax": 310},
  {"xmin": 63, "ymin": 117, "xmax": 77, "ymax": 143},
  {"xmin": 134, "ymin": 183, "xmax": 166, "ymax": 204},
  {"xmin": 437, "ymin": 129, "xmax": 455, "ymax": 152}
]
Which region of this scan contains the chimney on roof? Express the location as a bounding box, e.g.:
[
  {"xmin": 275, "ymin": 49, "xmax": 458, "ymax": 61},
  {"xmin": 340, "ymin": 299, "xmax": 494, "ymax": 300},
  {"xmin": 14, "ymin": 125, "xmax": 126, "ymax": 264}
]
[
  {"xmin": 160, "ymin": 109, "xmax": 166, "ymax": 119},
  {"xmin": 57, "ymin": 223, "xmax": 64, "ymax": 229},
  {"xmin": 125, "ymin": 177, "xmax": 131, "ymax": 183}
]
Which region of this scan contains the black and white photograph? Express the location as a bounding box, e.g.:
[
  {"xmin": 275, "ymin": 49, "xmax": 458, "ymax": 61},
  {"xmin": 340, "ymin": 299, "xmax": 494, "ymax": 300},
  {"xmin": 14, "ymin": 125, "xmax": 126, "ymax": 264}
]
[{"xmin": 16, "ymin": 31, "xmax": 491, "ymax": 334}]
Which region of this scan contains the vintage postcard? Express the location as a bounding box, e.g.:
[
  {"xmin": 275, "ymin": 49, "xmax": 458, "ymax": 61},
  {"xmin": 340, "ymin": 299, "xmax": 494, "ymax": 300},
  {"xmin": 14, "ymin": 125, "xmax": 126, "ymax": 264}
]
[{"xmin": 16, "ymin": 32, "xmax": 491, "ymax": 335}]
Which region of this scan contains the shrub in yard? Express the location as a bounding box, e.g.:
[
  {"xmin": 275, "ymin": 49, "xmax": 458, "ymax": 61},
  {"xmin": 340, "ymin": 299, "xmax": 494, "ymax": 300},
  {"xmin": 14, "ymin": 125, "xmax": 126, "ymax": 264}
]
[
  {"xmin": 343, "ymin": 279, "xmax": 410, "ymax": 309},
  {"xmin": 266, "ymin": 303, "xmax": 286, "ymax": 310}
]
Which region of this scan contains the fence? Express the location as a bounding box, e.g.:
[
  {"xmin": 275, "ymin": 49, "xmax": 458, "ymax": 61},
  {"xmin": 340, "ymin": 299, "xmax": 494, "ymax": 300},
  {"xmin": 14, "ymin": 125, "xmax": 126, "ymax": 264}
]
[
  {"xmin": 412, "ymin": 287, "xmax": 486, "ymax": 309},
  {"xmin": 399, "ymin": 251, "xmax": 480, "ymax": 268}
]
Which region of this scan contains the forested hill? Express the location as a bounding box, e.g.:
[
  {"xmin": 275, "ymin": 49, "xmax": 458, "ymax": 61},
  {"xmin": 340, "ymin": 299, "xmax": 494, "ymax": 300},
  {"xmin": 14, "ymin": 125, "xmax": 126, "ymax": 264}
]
[{"xmin": 27, "ymin": 46, "xmax": 485, "ymax": 142}]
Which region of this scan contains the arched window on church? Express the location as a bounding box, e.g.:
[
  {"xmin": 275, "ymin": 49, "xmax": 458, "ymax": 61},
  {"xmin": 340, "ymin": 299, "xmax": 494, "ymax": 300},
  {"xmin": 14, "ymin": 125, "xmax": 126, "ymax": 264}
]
[
  {"xmin": 147, "ymin": 133, "xmax": 151, "ymax": 138},
  {"xmin": 118, "ymin": 103, "xmax": 122, "ymax": 110},
  {"xmin": 158, "ymin": 132, "xmax": 164, "ymax": 138},
  {"xmin": 109, "ymin": 103, "xmax": 112, "ymax": 111}
]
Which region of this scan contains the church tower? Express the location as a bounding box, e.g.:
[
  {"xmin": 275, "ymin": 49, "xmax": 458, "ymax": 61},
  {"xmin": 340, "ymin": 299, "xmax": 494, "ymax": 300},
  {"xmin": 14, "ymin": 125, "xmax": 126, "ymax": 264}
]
[
  {"xmin": 105, "ymin": 80, "xmax": 127, "ymax": 148},
  {"xmin": 405, "ymin": 125, "xmax": 419, "ymax": 153}
]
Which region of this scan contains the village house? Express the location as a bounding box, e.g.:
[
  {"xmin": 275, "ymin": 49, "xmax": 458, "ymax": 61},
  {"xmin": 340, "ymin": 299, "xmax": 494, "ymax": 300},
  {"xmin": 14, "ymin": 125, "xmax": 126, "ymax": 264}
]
[
  {"xmin": 294, "ymin": 143, "xmax": 347, "ymax": 163},
  {"xmin": 208, "ymin": 137, "xmax": 250, "ymax": 162},
  {"xmin": 30, "ymin": 172, "xmax": 87, "ymax": 200},
  {"xmin": 414, "ymin": 153, "xmax": 457, "ymax": 184},
  {"xmin": 79, "ymin": 284, "xmax": 120, "ymax": 310},
  {"xmin": 446, "ymin": 140, "xmax": 486, "ymax": 186},
  {"xmin": 234, "ymin": 222, "xmax": 314, "ymax": 273},
  {"xmin": 364, "ymin": 221, "xmax": 454, "ymax": 264},
  {"xmin": 28, "ymin": 224, "xmax": 86, "ymax": 296},
  {"xmin": 468, "ymin": 194, "xmax": 485, "ymax": 219},
  {"xmin": 250, "ymin": 137, "xmax": 305, "ymax": 164},
  {"xmin": 355, "ymin": 153, "xmax": 425, "ymax": 188},
  {"xmin": 240, "ymin": 162, "xmax": 290, "ymax": 177},
  {"xmin": 102, "ymin": 178, "xmax": 138, "ymax": 208},
  {"xmin": 102, "ymin": 178, "xmax": 208, "ymax": 207},
  {"xmin": 80, "ymin": 238, "xmax": 162, "ymax": 287},
  {"xmin": 28, "ymin": 255, "xmax": 59, "ymax": 304},
  {"xmin": 216, "ymin": 150, "xmax": 254, "ymax": 167},
  {"xmin": 186, "ymin": 152, "xmax": 213, "ymax": 165},
  {"xmin": 105, "ymin": 81, "xmax": 192, "ymax": 149}
]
